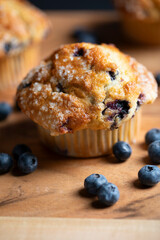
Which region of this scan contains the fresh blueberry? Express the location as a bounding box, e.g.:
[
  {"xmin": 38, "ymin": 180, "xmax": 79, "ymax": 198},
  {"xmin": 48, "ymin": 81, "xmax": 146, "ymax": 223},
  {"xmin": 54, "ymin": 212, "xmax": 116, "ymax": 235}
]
[
  {"xmin": 148, "ymin": 140, "xmax": 160, "ymax": 164},
  {"xmin": 145, "ymin": 128, "xmax": 160, "ymax": 145},
  {"xmin": 138, "ymin": 165, "xmax": 160, "ymax": 186},
  {"xmin": 155, "ymin": 73, "xmax": 160, "ymax": 86},
  {"xmin": 113, "ymin": 141, "xmax": 132, "ymax": 162},
  {"xmin": 73, "ymin": 29, "xmax": 84, "ymax": 38},
  {"xmin": 78, "ymin": 32, "xmax": 97, "ymax": 43},
  {"xmin": 0, "ymin": 153, "xmax": 13, "ymax": 174},
  {"xmin": 17, "ymin": 152, "xmax": 38, "ymax": 174},
  {"xmin": 12, "ymin": 144, "xmax": 32, "ymax": 160},
  {"xmin": 0, "ymin": 102, "xmax": 12, "ymax": 121},
  {"xmin": 73, "ymin": 29, "xmax": 97, "ymax": 43},
  {"xmin": 84, "ymin": 174, "xmax": 108, "ymax": 195},
  {"xmin": 97, "ymin": 183, "xmax": 120, "ymax": 206}
]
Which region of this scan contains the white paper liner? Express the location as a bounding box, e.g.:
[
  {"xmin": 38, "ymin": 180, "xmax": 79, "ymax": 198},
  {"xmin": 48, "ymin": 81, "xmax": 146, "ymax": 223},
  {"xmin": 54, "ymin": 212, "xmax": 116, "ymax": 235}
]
[
  {"xmin": 0, "ymin": 44, "xmax": 39, "ymax": 90},
  {"xmin": 122, "ymin": 15, "xmax": 160, "ymax": 45},
  {"xmin": 38, "ymin": 110, "xmax": 141, "ymax": 158}
]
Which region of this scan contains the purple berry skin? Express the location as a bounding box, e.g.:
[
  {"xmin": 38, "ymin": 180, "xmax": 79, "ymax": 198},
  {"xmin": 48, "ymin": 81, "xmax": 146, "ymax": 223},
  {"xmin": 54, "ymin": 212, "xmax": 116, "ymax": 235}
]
[
  {"xmin": 113, "ymin": 141, "xmax": 132, "ymax": 162},
  {"xmin": 12, "ymin": 144, "xmax": 32, "ymax": 160},
  {"xmin": 84, "ymin": 174, "xmax": 108, "ymax": 195},
  {"xmin": 138, "ymin": 165, "xmax": 160, "ymax": 186},
  {"xmin": 97, "ymin": 183, "xmax": 120, "ymax": 206},
  {"xmin": 0, "ymin": 102, "xmax": 12, "ymax": 121},
  {"xmin": 18, "ymin": 152, "xmax": 38, "ymax": 174},
  {"xmin": 145, "ymin": 129, "xmax": 160, "ymax": 145},
  {"xmin": 155, "ymin": 73, "xmax": 160, "ymax": 86},
  {"xmin": 148, "ymin": 140, "xmax": 160, "ymax": 164},
  {"xmin": 73, "ymin": 29, "xmax": 97, "ymax": 44},
  {"xmin": 0, "ymin": 153, "xmax": 13, "ymax": 174}
]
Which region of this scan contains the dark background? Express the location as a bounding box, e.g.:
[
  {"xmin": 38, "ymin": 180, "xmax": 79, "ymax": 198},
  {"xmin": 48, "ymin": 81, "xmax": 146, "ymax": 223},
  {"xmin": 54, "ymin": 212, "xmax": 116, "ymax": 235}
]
[{"xmin": 29, "ymin": 0, "xmax": 114, "ymax": 10}]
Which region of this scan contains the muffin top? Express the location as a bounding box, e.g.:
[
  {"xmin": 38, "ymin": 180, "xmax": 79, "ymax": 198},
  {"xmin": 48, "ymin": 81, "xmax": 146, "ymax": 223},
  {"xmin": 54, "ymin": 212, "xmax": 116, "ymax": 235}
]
[
  {"xmin": 17, "ymin": 43, "xmax": 157, "ymax": 136},
  {"xmin": 115, "ymin": 0, "xmax": 160, "ymax": 20},
  {"xmin": 0, "ymin": 0, "xmax": 49, "ymax": 57}
]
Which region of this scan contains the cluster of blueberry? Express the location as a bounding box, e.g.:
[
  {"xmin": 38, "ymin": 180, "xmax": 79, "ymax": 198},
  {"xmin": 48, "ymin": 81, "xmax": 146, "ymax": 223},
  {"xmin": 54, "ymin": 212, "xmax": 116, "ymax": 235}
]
[
  {"xmin": 84, "ymin": 174, "xmax": 119, "ymax": 206},
  {"xmin": 0, "ymin": 144, "xmax": 38, "ymax": 175},
  {"xmin": 84, "ymin": 128, "xmax": 160, "ymax": 207},
  {"xmin": 0, "ymin": 102, "xmax": 38, "ymax": 175},
  {"xmin": 139, "ymin": 128, "xmax": 160, "ymax": 186},
  {"xmin": 112, "ymin": 129, "xmax": 160, "ymax": 186}
]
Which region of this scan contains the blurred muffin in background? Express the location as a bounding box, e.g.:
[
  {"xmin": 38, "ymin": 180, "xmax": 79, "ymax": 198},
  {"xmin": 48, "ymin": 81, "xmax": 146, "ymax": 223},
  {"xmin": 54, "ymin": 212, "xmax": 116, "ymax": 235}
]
[
  {"xmin": 0, "ymin": 0, "xmax": 49, "ymax": 90},
  {"xmin": 114, "ymin": 0, "xmax": 160, "ymax": 45}
]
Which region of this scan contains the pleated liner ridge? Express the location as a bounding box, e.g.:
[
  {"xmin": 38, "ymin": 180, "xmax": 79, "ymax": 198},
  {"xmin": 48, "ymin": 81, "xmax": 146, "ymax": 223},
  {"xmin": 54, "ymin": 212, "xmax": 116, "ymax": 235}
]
[
  {"xmin": 38, "ymin": 110, "xmax": 141, "ymax": 158},
  {"xmin": 0, "ymin": 44, "xmax": 40, "ymax": 90}
]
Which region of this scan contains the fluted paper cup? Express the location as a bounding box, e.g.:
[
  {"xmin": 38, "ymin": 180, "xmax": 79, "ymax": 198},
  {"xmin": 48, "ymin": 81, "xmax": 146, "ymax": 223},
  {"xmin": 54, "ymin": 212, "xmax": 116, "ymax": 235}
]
[
  {"xmin": 0, "ymin": 44, "xmax": 40, "ymax": 90},
  {"xmin": 38, "ymin": 110, "xmax": 141, "ymax": 158},
  {"xmin": 121, "ymin": 15, "xmax": 160, "ymax": 45}
]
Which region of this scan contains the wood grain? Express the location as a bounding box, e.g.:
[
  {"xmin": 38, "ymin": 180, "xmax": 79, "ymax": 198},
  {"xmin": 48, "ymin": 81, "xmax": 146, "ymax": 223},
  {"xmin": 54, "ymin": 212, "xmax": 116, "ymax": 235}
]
[
  {"xmin": 0, "ymin": 11, "xmax": 160, "ymax": 219},
  {"xmin": 0, "ymin": 217, "xmax": 160, "ymax": 240}
]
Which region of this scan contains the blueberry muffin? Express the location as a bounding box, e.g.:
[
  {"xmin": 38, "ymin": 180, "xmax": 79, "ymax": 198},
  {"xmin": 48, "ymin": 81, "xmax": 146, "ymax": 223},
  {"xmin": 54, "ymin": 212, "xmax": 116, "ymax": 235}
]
[
  {"xmin": 0, "ymin": 0, "xmax": 49, "ymax": 90},
  {"xmin": 17, "ymin": 43, "xmax": 157, "ymax": 157},
  {"xmin": 115, "ymin": 0, "xmax": 160, "ymax": 44}
]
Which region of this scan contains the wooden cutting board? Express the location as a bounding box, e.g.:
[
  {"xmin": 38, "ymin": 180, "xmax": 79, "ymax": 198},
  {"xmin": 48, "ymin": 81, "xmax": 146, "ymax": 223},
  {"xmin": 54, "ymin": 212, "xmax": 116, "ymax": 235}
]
[
  {"xmin": 0, "ymin": 102, "xmax": 160, "ymax": 219},
  {"xmin": 0, "ymin": 217, "xmax": 160, "ymax": 240},
  {"xmin": 0, "ymin": 11, "xmax": 160, "ymax": 239}
]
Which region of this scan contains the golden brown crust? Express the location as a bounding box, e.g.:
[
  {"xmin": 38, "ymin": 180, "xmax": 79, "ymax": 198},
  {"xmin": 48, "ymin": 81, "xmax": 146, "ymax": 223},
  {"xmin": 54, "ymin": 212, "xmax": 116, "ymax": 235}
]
[
  {"xmin": 115, "ymin": 0, "xmax": 160, "ymax": 20},
  {"xmin": 0, "ymin": 0, "xmax": 49, "ymax": 57},
  {"xmin": 129, "ymin": 57, "xmax": 158, "ymax": 104},
  {"xmin": 17, "ymin": 43, "xmax": 158, "ymax": 136}
]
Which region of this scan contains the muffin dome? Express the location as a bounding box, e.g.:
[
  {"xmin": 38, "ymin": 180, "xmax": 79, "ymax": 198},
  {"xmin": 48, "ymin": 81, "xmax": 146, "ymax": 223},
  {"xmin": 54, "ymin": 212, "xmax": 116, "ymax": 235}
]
[
  {"xmin": 17, "ymin": 43, "xmax": 157, "ymax": 136},
  {"xmin": 115, "ymin": 0, "xmax": 160, "ymax": 19},
  {"xmin": 0, "ymin": 0, "xmax": 49, "ymax": 57}
]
